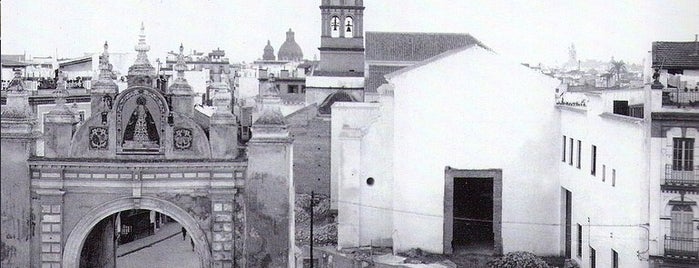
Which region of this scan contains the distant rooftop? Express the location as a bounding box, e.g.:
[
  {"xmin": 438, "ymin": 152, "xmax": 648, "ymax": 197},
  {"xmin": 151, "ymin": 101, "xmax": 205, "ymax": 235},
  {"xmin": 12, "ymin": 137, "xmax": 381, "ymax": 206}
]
[{"xmin": 652, "ymin": 40, "xmax": 699, "ymax": 70}]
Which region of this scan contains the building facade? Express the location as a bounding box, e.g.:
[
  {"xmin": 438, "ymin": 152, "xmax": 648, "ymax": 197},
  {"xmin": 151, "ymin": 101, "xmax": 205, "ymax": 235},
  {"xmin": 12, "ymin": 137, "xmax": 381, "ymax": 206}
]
[{"xmin": 1, "ymin": 25, "xmax": 295, "ymax": 268}]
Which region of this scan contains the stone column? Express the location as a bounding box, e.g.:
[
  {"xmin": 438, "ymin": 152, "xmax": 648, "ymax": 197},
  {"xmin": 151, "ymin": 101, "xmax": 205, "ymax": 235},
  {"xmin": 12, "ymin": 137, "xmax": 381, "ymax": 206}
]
[
  {"xmin": 245, "ymin": 91, "xmax": 294, "ymax": 267},
  {"xmin": 210, "ymin": 190, "xmax": 236, "ymax": 267},
  {"xmin": 43, "ymin": 107, "xmax": 77, "ymax": 158},
  {"xmin": 33, "ymin": 189, "xmax": 66, "ymax": 268},
  {"xmin": 209, "ymin": 73, "xmax": 239, "ymax": 159},
  {"xmin": 0, "ymin": 76, "xmax": 39, "ymax": 267}
]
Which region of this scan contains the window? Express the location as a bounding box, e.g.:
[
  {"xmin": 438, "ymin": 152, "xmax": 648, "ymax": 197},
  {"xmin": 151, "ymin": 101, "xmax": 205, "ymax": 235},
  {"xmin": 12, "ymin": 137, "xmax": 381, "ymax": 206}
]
[
  {"xmin": 672, "ymin": 138, "xmax": 694, "ymax": 171},
  {"xmin": 577, "ymin": 224, "xmax": 583, "ymax": 258},
  {"xmin": 562, "ymin": 136, "xmax": 567, "ymax": 162},
  {"xmin": 569, "ymin": 138, "xmax": 574, "ymax": 166},
  {"xmin": 344, "ymin": 16, "xmax": 354, "ymax": 37},
  {"xmin": 576, "ymin": 140, "xmax": 582, "ymax": 169},
  {"xmin": 671, "ymin": 205, "xmax": 693, "ymax": 238},
  {"xmin": 602, "ymin": 165, "xmax": 606, "ymax": 182},
  {"xmin": 330, "ymin": 16, "xmax": 341, "ymax": 38},
  {"xmin": 612, "ymin": 249, "xmax": 618, "ymax": 268},
  {"xmin": 591, "ymin": 145, "xmax": 597, "ymax": 176},
  {"xmin": 612, "ymin": 169, "xmax": 616, "ymax": 186},
  {"xmin": 590, "ymin": 246, "xmax": 596, "ymax": 268},
  {"xmin": 613, "ymin": 100, "xmax": 629, "ymax": 116}
]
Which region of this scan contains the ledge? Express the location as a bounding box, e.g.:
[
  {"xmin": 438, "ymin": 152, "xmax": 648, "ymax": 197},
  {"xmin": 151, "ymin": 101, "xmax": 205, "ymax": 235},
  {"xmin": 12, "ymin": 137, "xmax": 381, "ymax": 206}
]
[
  {"xmin": 556, "ymin": 104, "xmax": 587, "ymax": 113},
  {"xmin": 599, "ymin": 112, "xmax": 644, "ymax": 124}
]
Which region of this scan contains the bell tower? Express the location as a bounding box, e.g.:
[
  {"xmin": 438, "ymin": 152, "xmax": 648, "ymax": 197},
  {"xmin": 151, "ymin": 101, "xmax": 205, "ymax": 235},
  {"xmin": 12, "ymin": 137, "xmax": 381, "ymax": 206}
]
[{"xmin": 318, "ymin": 0, "xmax": 365, "ymax": 74}]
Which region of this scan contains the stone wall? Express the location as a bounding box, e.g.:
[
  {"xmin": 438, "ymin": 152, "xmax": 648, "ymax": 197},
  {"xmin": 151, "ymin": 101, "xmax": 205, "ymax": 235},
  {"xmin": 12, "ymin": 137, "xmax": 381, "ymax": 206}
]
[{"xmin": 286, "ymin": 105, "xmax": 331, "ymax": 195}]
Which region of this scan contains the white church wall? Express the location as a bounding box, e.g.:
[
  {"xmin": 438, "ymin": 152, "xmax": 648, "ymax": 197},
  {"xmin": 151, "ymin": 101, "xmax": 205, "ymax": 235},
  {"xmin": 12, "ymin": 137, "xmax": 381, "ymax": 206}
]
[{"xmin": 387, "ymin": 46, "xmax": 562, "ymax": 254}]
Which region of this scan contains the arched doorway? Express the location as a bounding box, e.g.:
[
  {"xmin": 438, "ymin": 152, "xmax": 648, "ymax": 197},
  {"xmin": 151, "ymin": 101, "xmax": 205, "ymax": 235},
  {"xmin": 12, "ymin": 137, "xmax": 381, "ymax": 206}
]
[{"xmin": 62, "ymin": 196, "xmax": 212, "ymax": 268}]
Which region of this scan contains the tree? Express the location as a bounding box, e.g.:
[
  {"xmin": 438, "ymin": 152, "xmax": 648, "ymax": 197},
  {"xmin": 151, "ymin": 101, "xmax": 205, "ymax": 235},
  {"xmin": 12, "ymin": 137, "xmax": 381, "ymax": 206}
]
[{"xmin": 608, "ymin": 59, "xmax": 627, "ymax": 85}]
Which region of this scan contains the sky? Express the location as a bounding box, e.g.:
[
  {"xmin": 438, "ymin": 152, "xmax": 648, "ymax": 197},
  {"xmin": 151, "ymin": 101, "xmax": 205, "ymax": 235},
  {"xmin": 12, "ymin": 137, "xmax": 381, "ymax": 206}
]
[{"xmin": 1, "ymin": 0, "xmax": 698, "ymax": 67}]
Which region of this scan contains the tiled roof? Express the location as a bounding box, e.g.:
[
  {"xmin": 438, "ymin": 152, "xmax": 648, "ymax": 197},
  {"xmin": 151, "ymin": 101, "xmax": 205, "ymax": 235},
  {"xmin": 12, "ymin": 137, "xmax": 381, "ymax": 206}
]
[
  {"xmin": 365, "ymin": 31, "xmax": 486, "ymax": 62},
  {"xmin": 364, "ymin": 32, "xmax": 486, "ymax": 93},
  {"xmin": 365, "ymin": 65, "xmax": 405, "ymax": 93},
  {"xmin": 652, "ymin": 41, "xmax": 699, "ymax": 69}
]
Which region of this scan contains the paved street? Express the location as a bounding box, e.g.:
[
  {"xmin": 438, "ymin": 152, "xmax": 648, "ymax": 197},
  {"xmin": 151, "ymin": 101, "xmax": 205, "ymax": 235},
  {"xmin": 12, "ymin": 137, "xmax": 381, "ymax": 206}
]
[{"xmin": 117, "ymin": 222, "xmax": 199, "ymax": 268}]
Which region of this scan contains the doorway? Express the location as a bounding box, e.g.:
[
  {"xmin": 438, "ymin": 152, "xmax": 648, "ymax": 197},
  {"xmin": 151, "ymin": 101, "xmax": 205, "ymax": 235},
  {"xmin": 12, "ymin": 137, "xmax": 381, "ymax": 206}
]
[{"xmin": 444, "ymin": 168, "xmax": 502, "ymax": 255}]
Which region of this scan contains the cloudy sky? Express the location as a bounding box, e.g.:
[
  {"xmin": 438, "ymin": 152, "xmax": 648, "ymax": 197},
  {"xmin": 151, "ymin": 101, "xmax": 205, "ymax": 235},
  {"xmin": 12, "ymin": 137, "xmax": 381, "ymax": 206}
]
[{"xmin": 2, "ymin": 0, "xmax": 698, "ymax": 66}]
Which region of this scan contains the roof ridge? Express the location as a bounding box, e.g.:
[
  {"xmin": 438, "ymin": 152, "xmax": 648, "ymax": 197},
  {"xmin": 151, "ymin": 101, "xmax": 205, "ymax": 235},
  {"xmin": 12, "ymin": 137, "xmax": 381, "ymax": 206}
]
[{"xmin": 366, "ymin": 31, "xmax": 475, "ymax": 36}]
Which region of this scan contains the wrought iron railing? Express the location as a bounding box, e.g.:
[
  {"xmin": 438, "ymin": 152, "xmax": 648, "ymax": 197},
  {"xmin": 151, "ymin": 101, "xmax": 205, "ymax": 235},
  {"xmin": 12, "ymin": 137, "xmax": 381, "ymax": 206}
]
[
  {"xmin": 665, "ymin": 235, "xmax": 699, "ymax": 260},
  {"xmin": 665, "ymin": 164, "xmax": 699, "ymax": 186},
  {"xmin": 662, "ymin": 90, "xmax": 699, "ymax": 107}
]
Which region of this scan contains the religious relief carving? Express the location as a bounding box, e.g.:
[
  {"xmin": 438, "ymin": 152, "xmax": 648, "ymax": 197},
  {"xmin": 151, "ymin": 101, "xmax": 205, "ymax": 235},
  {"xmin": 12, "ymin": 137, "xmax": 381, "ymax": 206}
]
[
  {"xmin": 101, "ymin": 95, "xmax": 113, "ymax": 111},
  {"xmin": 89, "ymin": 127, "xmax": 108, "ymax": 149},
  {"xmin": 122, "ymin": 95, "xmax": 160, "ymax": 152},
  {"xmin": 173, "ymin": 128, "xmax": 193, "ymax": 150}
]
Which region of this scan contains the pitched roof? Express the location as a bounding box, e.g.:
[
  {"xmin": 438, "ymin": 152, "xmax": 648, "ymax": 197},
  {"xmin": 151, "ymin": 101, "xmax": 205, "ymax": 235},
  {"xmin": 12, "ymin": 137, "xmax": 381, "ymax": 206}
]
[
  {"xmin": 365, "ymin": 31, "xmax": 486, "ymax": 62},
  {"xmin": 364, "ymin": 32, "xmax": 487, "ymax": 93},
  {"xmin": 652, "ymin": 41, "xmax": 699, "ymax": 69},
  {"xmin": 385, "ymin": 44, "xmax": 479, "ymax": 80},
  {"xmin": 365, "ymin": 65, "xmax": 405, "ymax": 93}
]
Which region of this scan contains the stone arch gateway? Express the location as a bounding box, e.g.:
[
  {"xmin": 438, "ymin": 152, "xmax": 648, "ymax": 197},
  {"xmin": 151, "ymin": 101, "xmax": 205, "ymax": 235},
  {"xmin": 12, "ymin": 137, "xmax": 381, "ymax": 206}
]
[{"xmin": 62, "ymin": 196, "xmax": 212, "ymax": 268}]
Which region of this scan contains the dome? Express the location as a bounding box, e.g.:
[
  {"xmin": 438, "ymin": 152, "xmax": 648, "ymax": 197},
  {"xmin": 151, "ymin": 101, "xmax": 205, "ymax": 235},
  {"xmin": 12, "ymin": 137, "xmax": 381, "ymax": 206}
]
[
  {"xmin": 263, "ymin": 40, "xmax": 276, "ymax": 60},
  {"xmin": 278, "ymin": 29, "xmax": 303, "ymax": 61}
]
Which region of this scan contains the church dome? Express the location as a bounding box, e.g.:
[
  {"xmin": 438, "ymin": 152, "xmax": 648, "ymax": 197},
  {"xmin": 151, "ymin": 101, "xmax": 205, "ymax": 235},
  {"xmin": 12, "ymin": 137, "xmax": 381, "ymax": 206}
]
[
  {"xmin": 263, "ymin": 40, "xmax": 276, "ymax": 60},
  {"xmin": 278, "ymin": 29, "xmax": 303, "ymax": 61}
]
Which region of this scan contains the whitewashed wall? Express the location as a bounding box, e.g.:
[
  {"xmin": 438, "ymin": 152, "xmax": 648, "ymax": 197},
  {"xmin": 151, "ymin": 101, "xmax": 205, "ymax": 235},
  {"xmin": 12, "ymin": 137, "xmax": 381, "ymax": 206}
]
[
  {"xmin": 558, "ymin": 91, "xmax": 648, "ymax": 267},
  {"xmin": 387, "ymin": 46, "xmax": 561, "ymax": 254}
]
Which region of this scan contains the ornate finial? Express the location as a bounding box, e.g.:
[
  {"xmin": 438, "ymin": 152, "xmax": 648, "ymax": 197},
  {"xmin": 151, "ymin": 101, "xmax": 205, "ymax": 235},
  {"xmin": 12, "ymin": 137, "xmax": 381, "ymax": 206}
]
[
  {"xmin": 174, "ymin": 43, "xmax": 188, "ymax": 78},
  {"xmin": 93, "ymin": 41, "xmax": 118, "ymax": 93},
  {"xmin": 7, "ymin": 69, "xmax": 25, "ymax": 92},
  {"xmin": 52, "ymin": 71, "xmax": 69, "ymax": 106},
  {"xmin": 651, "ymin": 67, "xmax": 664, "ymax": 89},
  {"xmin": 168, "ymin": 43, "xmax": 193, "ymax": 95},
  {"xmin": 128, "ymin": 23, "xmax": 155, "ymax": 87}
]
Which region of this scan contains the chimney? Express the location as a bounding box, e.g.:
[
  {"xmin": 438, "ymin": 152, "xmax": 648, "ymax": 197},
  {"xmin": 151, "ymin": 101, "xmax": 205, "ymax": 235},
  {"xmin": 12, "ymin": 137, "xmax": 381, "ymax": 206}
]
[{"xmin": 694, "ymin": 34, "xmax": 698, "ymax": 56}]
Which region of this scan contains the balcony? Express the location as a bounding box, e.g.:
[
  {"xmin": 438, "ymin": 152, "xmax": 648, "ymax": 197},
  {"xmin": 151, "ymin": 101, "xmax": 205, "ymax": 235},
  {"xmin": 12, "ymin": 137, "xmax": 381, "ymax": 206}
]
[
  {"xmin": 662, "ymin": 89, "xmax": 699, "ymax": 108},
  {"xmin": 665, "ymin": 235, "xmax": 699, "ymax": 261},
  {"xmin": 664, "ymin": 164, "xmax": 699, "ymax": 187}
]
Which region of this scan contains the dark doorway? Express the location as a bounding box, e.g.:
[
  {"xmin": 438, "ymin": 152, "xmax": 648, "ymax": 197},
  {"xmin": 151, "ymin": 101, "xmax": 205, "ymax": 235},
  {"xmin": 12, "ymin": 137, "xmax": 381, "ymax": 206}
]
[
  {"xmin": 452, "ymin": 177, "xmax": 494, "ymax": 252},
  {"xmin": 563, "ymin": 188, "xmax": 572, "ymax": 258},
  {"xmin": 444, "ymin": 168, "xmax": 502, "ymax": 255}
]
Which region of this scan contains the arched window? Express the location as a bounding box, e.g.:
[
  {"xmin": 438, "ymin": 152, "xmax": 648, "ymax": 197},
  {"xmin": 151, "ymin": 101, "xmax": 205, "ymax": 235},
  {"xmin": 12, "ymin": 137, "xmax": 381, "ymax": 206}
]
[
  {"xmin": 344, "ymin": 16, "xmax": 354, "ymax": 38},
  {"xmin": 670, "ymin": 204, "xmax": 693, "ymax": 238},
  {"xmin": 330, "ymin": 16, "xmax": 341, "ymax": 38}
]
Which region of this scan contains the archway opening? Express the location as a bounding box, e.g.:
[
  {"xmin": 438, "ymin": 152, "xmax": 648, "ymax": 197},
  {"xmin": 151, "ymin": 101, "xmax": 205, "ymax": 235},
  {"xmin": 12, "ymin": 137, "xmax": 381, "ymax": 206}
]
[
  {"xmin": 79, "ymin": 209, "xmax": 200, "ymax": 268},
  {"xmin": 63, "ymin": 197, "xmax": 212, "ymax": 268}
]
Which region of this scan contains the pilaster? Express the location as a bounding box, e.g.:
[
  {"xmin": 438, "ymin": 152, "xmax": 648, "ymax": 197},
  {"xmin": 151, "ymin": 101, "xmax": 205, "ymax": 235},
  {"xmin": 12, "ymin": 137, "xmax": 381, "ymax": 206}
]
[{"xmin": 245, "ymin": 91, "xmax": 294, "ymax": 267}]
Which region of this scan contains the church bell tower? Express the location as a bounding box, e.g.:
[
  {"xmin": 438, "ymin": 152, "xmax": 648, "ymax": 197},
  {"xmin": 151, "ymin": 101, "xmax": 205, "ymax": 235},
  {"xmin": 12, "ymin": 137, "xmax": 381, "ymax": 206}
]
[{"xmin": 318, "ymin": 0, "xmax": 365, "ymax": 74}]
